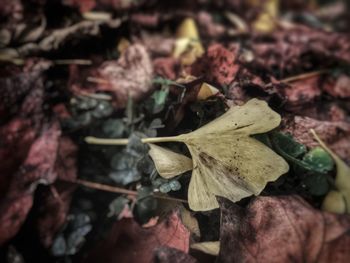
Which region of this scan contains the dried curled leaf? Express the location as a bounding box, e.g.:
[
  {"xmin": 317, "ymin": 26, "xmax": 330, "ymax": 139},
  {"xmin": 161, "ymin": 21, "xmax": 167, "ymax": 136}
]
[
  {"xmin": 179, "ymin": 99, "xmax": 289, "ymax": 211},
  {"xmin": 148, "ymin": 144, "xmax": 193, "ymax": 179}
]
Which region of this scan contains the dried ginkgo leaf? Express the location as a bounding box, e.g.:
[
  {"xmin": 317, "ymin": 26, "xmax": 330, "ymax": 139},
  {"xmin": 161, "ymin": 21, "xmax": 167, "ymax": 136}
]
[
  {"xmin": 191, "ymin": 241, "xmax": 220, "ymax": 256},
  {"xmin": 148, "ymin": 144, "xmax": 193, "ymax": 179},
  {"xmin": 179, "ymin": 99, "xmax": 289, "ymax": 210},
  {"xmin": 85, "ymin": 99, "xmax": 289, "ymax": 211}
]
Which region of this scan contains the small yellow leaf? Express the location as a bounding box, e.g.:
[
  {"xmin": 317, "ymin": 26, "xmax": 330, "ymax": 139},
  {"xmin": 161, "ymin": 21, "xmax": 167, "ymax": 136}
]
[
  {"xmin": 180, "ymin": 206, "xmax": 200, "ymax": 237},
  {"xmin": 197, "ymin": 82, "xmax": 219, "ymax": 101},
  {"xmin": 176, "ymin": 18, "xmax": 200, "ymax": 39},
  {"xmin": 117, "ymin": 38, "xmax": 130, "ymax": 54},
  {"xmin": 311, "ymin": 129, "xmax": 350, "ymax": 213},
  {"xmin": 191, "ymin": 241, "xmax": 220, "ymax": 256},
  {"xmin": 322, "ymin": 190, "xmax": 346, "ymax": 214},
  {"xmin": 173, "ymin": 18, "xmax": 204, "ymax": 65},
  {"xmin": 148, "ymin": 144, "xmax": 193, "ymax": 179},
  {"xmin": 252, "ymin": 0, "xmax": 279, "ymax": 33}
]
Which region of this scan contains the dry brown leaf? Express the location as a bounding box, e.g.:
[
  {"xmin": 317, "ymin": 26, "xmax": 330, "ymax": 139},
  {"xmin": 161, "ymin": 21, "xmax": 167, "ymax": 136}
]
[
  {"xmin": 191, "ymin": 44, "xmax": 239, "ymax": 86},
  {"xmin": 218, "ymin": 196, "xmax": 350, "ymax": 263},
  {"xmin": 97, "ymin": 44, "xmax": 153, "ymax": 108},
  {"xmin": 83, "ymin": 211, "xmax": 190, "ymax": 263},
  {"xmin": 153, "ymin": 246, "xmax": 197, "ymax": 263}
]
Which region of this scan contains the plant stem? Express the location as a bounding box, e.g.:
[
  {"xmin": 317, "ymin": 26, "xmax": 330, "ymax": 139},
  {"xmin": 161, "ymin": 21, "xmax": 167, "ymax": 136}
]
[
  {"xmin": 85, "ymin": 135, "xmax": 183, "ymax": 145},
  {"xmin": 280, "ymin": 69, "xmax": 330, "ymax": 83},
  {"xmin": 60, "ymin": 178, "xmax": 188, "ymax": 203}
]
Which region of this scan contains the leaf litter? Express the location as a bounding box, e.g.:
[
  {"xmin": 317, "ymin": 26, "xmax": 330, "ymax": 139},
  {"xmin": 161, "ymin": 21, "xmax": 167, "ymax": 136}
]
[{"xmin": 1, "ymin": 1, "xmax": 350, "ymax": 263}]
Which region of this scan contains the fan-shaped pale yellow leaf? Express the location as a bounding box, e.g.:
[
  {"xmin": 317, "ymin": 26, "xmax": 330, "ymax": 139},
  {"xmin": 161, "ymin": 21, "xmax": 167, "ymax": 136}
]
[
  {"xmin": 180, "ymin": 99, "xmax": 289, "ymax": 211},
  {"xmin": 191, "ymin": 241, "xmax": 220, "ymax": 256},
  {"xmin": 85, "ymin": 99, "xmax": 289, "ymax": 212},
  {"xmin": 148, "ymin": 144, "xmax": 193, "ymax": 179}
]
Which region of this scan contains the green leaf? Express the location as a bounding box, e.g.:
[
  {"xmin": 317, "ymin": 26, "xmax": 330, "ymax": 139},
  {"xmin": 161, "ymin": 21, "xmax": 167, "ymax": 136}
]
[
  {"xmin": 134, "ymin": 186, "xmax": 157, "ymax": 224},
  {"xmin": 169, "ymin": 180, "xmax": 181, "ymax": 191},
  {"xmin": 151, "ymin": 88, "xmax": 169, "ymax": 114},
  {"xmin": 303, "ymin": 173, "xmax": 330, "ymax": 196},
  {"xmin": 76, "ymin": 97, "xmax": 98, "ymax": 110},
  {"xmin": 272, "ymin": 132, "xmax": 306, "ymax": 158},
  {"xmin": 159, "ymin": 183, "xmax": 172, "ymax": 193},
  {"xmin": 303, "ymin": 147, "xmax": 334, "ymax": 173},
  {"xmin": 92, "ymin": 101, "xmax": 113, "ymax": 118},
  {"xmin": 108, "ymin": 196, "xmax": 130, "ymax": 217},
  {"xmin": 102, "ymin": 119, "xmax": 125, "ymax": 138}
]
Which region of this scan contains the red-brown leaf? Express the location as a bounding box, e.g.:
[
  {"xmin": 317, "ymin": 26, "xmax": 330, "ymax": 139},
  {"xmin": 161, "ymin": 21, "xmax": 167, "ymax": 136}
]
[{"xmin": 218, "ymin": 196, "xmax": 350, "ymax": 263}]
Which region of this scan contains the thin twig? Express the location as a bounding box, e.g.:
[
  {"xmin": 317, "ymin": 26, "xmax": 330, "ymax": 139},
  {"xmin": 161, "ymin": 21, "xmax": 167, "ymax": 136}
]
[
  {"xmin": 87, "ymin": 76, "xmax": 110, "ymax": 84},
  {"xmin": 0, "ymin": 57, "xmax": 92, "ymax": 65},
  {"xmin": 54, "ymin": 59, "xmax": 92, "ymax": 65},
  {"xmin": 60, "ymin": 178, "xmax": 188, "ymax": 203},
  {"xmin": 280, "ymin": 69, "xmax": 330, "ymax": 83},
  {"xmin": 77, "ymin": 90, "xmax": 113, "ymax": 101}
]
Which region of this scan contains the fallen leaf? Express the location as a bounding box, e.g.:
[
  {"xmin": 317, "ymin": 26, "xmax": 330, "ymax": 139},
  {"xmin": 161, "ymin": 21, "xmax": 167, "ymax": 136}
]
[
  {"xmin": 191, "ymin": 44, "xmax": 239, "ymax": 86},
  {"xmin": 36, "ymin": 137, "xmax": 78, "ymax": 247},
  {"xmin": 86, "ymin": 99, "xmax": 289, "ymax": 211},
  {"xmin": 183, "ymin": 99, "xmax": 288, "ymax": 211},
  {"xmin": 190, "ymin": 241, "xmax": 220, "ymax": 256},
  {"xmin": 153, "ymin": 57, "xmax": 179, "ymax": 80},
  {"xmin": 0, "ymin": 64, "xmax": 62, "ymax": 245},
  {"xmin": 250, "ymin": 25, "xmax": 350, "ymax": 75},
  {"xmin": 197, "ymin": 11, "xmax": 226, "ymax": 38},
  {"xmin": 92, "ymin": 44, "xmax": 153, "ymax": 108},
  {"xmin": 251, "ymin": 0, "xmax": 279, "ymax": 33},
  {"xmin": 153, "ymin": 246, "xmax": 197, "ymax": 263},
  {"xmin": 281, "ymin": 76, "xmax": 322, "ymax": 108},
  {"xmin": 323, "ymin": 74, "xmax": 350, "ymax": 98},
  {"xmin": 218, "ymin": 196, "xmax": 350, "ymax": 263},
  {"xmin": 83, "ymin": 211, "xmax": 190, "ymax": 263},
  {"xmin": 148, "ymin": 144, "xmax": 193, "ymax": 179},
  {"xmin": 0, "ymin": 121, "xmax": 61, "ymax": 245}
]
